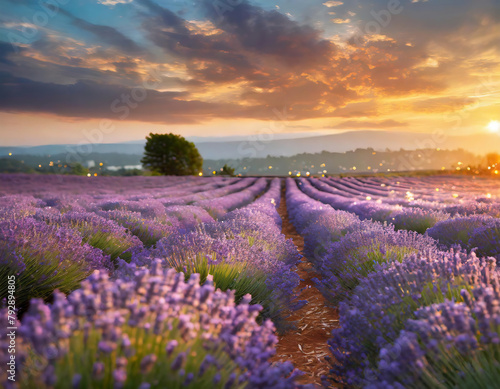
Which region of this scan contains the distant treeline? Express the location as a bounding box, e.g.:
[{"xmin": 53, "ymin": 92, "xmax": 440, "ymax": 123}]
[
  {"xmin": 0, "ymin": 148, "xmax": 488, "ymax": 176},
  {"xmin": 4, "ymin": 152, "xmax": 142, "ymax": 168},
  {"xmin": 0, "ymin": 157, "xmax": 143, "ymax": 176},
  {"xmin": 204, "ymin": 148, "xmax": 484, "ymax": 176}
]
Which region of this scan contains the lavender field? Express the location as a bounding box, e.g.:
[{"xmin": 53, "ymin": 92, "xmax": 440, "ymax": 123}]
[{"xmin": 2, "ymin": 173, "xmax": 500, "ymax": 388}]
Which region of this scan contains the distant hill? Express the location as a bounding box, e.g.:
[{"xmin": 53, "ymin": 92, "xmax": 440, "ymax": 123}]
[{"xmin": 1, "ymin": 131, "xmax": 499, "ymax": 160}]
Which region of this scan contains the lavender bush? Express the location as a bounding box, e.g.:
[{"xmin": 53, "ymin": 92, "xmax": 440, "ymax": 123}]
[
  {"xmin": 426, "ymin": 215, "xmax": 495, "ymax": 249},
  {"xmin": 12, "ymin": 263, "xmax": 311, "ymax": 389},
  {"xmin": 162, "ymin": 205, "xmax": 214, "ymax": 229},
  {"xmin": 468, "ymin": 219, "xmax": 500, "ymax": 261},
  {"xmin": 390, "ymin": 207, "xmax": 450, "ymax": 234},
  {"xmin": 34, "ymin": 211, "xmax": 143, "ymax": 265},
  {"xmin": 314, "ymin": 224, "xmax": 437, "ymax": 304},
  {"xmin": 98, "ymin": 209, "xmax": 176, "ymax": 247},
  {"xmin": 284, "ymin": 176, "xmax": 500, "ymax": 387},
  {"xmin": 0, "ymin": 217, "xmax": 110, "ymax": 312},
  {"xmin": 373, "ymin": 283, "xmax": 500, "ymax": 389},
  {"xmin": 301, "ymin": 211, "xmax": 360, "ymax": 260}
]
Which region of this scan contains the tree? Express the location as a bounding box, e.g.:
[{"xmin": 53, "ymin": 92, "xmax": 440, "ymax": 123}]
[
  {"xmin": 0, "ymin": 158, "xmax": 34, "ymax": 173},
  {"xmin": 69, "ymin": 163, "xmax": 89, "ymax": 176},
  {"xmin": 141, "ymin": 133, "xmax": 203, "ymax": 176},
  {"xmin": 220, "ymin": 164, "xmax": 235, "ymax": 176}
]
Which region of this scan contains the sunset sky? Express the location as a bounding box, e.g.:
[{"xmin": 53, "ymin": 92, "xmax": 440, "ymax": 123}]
[{"xmin": 1, "ymin": 0, "xmax": 500, "ymax": 146}]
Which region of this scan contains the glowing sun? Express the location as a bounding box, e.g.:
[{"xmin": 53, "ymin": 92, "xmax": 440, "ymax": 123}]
[{"xmin": 487, "ymin": 120, "xmax": 500, "ymax": 132}]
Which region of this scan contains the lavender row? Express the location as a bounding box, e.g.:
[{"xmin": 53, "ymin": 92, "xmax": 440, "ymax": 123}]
[
  {"xmin": 163, "ymin": 177, "xmax": 258, "ymax": 206},
  {"xmin": 304, "ymin": 177, "xmax": 500, "ymax": 259},
  {"xmin": 303, "ymin": 178, "xmax": 500, "ymax": 238},
  {"xmin": 250, "ymin": 178, "xmax": 283, "ymax": 226},
  {"xmin": 0, "ymin": 173, "xmax": 232, "ymax": 197},
  {"xmin": 287, "ymin": 177, "xmax": 500, "ymax": 388},
  {"xmin": 323, "ymin": 175, "xmax": 500, "ymax": 204},
  {"xmin": 194, "ymin": 178, "xmax": 268, "ymax": 218},
  {"xmin": 2, "ymin": 177, "xmax": 302, "ymax": 323}
]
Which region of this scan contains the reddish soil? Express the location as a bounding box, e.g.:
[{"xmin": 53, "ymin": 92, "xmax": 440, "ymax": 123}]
[{"xmin": 271, "ymin": 192, "xmax": 340, "ymax": 387}]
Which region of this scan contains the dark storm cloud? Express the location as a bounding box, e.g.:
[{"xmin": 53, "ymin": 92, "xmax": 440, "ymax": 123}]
[
  {"xmin": 139, "ymin": 0, "xmax": 335, "ymax": 73},
  {"xmin": 343, "ymin": 0, "xmax": 500, "ymax": 51},
  {"xmin": 203, "ymin": 0, "xmax": 335, "ymax": 66},
  {"xmin": 0, "ymin": 71, "xmax": 274, "ymax": 123},
  {"xmin": 58, "ymin": 8, "xmax": 144, "ymax": 55},
  {"xmin": 137, "ymin": 0, "xmax": 256, "ymax": 77},
  {"xmin": 0, "ymin": 41, "xmax": 21, "ymax": 65}
]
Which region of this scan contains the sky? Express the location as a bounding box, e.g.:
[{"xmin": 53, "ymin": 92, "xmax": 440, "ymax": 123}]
[{"xmin": 1, "ymin": 0, "xmax": 500, "ymax": 146}]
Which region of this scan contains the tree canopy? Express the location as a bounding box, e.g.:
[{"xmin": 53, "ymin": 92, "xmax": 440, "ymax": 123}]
[
  {"xmin": 220, "ymin": 164, "xmax": 235, "ymax": 176},
  {"xmin": 141, "ymin": 133, "xmax": 203, "ymax": 176}
]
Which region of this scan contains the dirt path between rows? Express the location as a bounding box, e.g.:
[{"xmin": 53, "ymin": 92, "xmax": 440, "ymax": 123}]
[{"xmin": 271, "ymin": 191, "xmax": 340, "ymax": 387}]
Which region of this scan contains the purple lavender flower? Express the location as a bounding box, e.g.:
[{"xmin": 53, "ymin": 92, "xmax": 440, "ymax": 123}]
[
  {"xmin": 92, "ymin": 362, "xmax": 105, "ymax": 380},
  {"xmin": 165, "ymin": 339, "xmax": 178, "ymax": 356}
]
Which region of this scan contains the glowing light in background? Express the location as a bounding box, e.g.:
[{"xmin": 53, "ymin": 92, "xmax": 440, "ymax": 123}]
[{"xmin": 487, "ymin": 120, "xmax": 500, "ymax": 132}]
